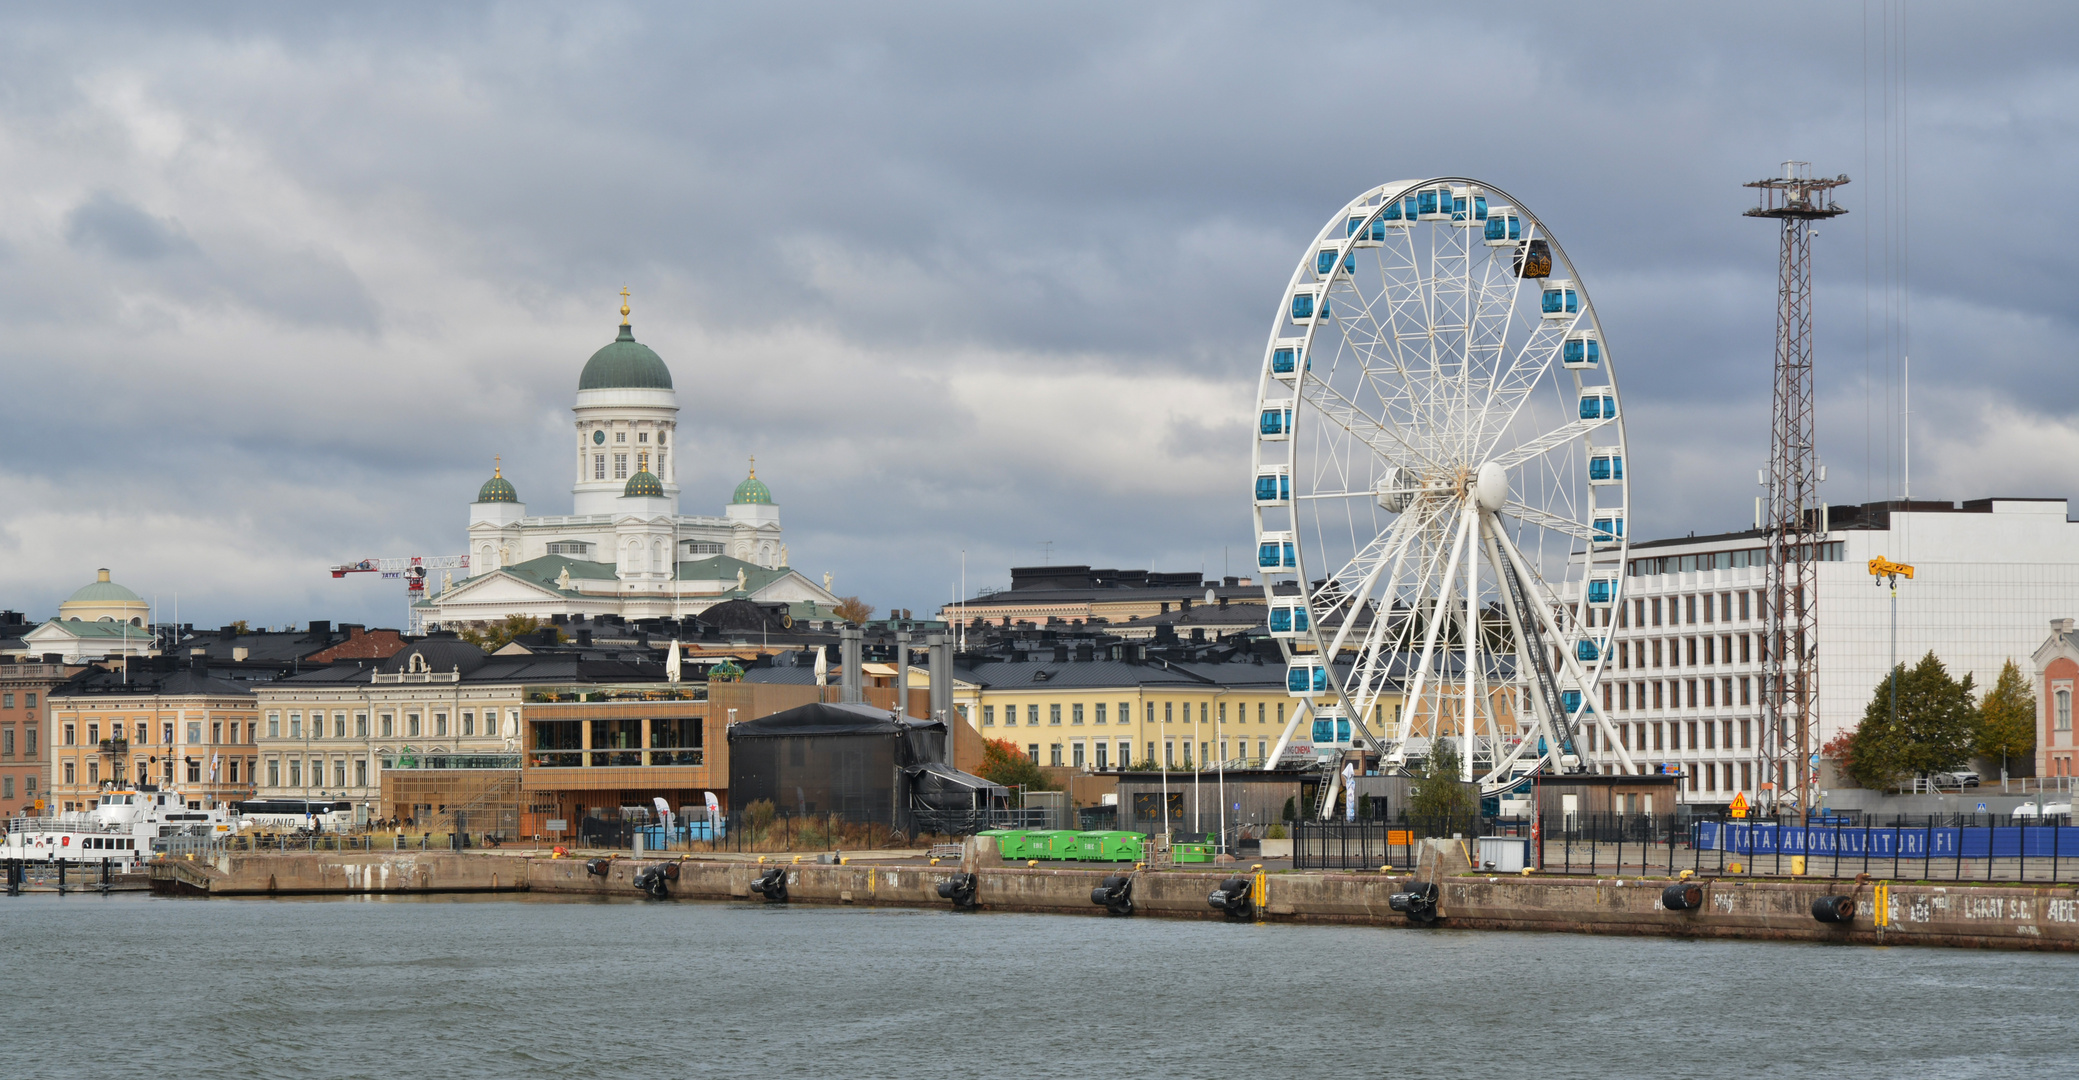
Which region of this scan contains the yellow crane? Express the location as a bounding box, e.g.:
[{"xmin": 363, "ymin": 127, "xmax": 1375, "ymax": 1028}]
[{"xmin": 1869, "ymin": 557, "xmax": 1915, "ymax": 770}]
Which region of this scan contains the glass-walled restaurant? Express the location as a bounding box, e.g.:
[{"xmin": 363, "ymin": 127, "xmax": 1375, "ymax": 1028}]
[{"xmin": 520, "ymin": 685, "xmax": 718, "ymax": 843}]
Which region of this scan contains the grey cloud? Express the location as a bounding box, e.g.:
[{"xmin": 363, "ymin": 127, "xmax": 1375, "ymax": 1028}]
[
  {"xmin": 65, "ymin": 191, "xmax": 197, "ymax": 260},
  {"xmin": 0, "ymin": 2, "xmax": 2073, "ymax": 628}
]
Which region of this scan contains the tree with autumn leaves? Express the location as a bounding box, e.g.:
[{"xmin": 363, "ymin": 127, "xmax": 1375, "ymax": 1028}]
[{"xmin": 977, "ymin": 738, "xmax": 1055, "ymax": 804}]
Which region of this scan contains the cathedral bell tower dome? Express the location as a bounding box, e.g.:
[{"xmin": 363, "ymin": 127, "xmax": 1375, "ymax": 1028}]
[{"xmin": 571, "ymin": 290, "xmax": 679, "ymax": 518}]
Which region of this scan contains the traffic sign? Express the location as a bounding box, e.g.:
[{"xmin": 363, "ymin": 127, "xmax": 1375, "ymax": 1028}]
[
  {"xmin": 1977, "ymin": 803, "xmax": 1988, "ymax": 814},
  {"xmin": 1729, "ymin": 793, "xmax": 1750, "ymax": 819}
]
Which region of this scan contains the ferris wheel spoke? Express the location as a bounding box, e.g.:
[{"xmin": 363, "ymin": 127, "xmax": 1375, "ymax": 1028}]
[
  {"xmin": 1499, "ymin": 501, "xmax": 1595, "ymax": 543},
  {"xmin": 1485, "ymin": 418, "xmax": 1605, "ymax": 472}
]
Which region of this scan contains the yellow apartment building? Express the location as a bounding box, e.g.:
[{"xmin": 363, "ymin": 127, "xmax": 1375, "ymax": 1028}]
[{"xmin": 47, "ymin": 661, "xmax": 259, "ymax": 813}]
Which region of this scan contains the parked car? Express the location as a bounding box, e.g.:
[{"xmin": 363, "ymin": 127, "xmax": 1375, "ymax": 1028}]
[{"xmin": 1928, "ymin": 771, "xmax": 1980, "ymax": 790}]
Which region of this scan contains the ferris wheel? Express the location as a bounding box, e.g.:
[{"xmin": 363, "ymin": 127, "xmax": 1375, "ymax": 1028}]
[{"xmin": 1251, "ymin": 178, "xmax": 1636, "ymax": 793}]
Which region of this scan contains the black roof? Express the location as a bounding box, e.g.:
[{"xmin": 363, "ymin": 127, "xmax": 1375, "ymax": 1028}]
[
  {"xmin": 276, "ymin": 654, "xmax": 667, "ymax": 687},
  {"xmin": 728, "ymin": 701, "xmax": 938, "ymax": 739},
  {"xmin": 53, "ymin": 666, "xmax": 254, "ymax": 698}
]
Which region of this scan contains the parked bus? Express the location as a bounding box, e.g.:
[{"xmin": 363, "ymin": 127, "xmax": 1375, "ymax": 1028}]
[{"xmin": 230, "ymin": 799, "xmax": 355, "ymax": 832}]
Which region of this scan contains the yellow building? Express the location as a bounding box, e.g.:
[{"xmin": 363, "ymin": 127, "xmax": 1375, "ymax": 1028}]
[
  {"xmin": 48, "ymin": 662, "xmax": 259, "ymax": 813},
  {"xmin": 947, "ymin": 653, "xmax": 1403, "ymax": 771}
]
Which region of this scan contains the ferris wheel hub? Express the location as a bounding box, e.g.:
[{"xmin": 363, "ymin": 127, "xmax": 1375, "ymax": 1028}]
[{"xmin": 1475, "ymin": 461, "xmax": 1509, "ymax": 513}]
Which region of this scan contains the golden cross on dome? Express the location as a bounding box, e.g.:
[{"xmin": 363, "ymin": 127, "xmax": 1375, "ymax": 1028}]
[
  {"xmin": 493, "ymin": 454, "xmax": 502, "ymax": 479},
  {"xmin": 748, "ymin": 455, "xmax": 756, "ymax": 478},
  {"xmin": 619, "ymin": 286, "xmax": 631, "ymax": 324}
]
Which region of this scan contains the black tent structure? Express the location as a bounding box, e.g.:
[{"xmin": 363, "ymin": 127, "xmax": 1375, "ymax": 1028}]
[{"xmin": 727, "ymin": 702, "xmax": 1009, "ymax": 833}]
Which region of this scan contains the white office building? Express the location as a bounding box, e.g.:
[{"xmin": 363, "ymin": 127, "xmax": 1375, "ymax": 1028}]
[{"xmin": 1573, "ymin": 497, "xmax": 2079, "ymax": 807}]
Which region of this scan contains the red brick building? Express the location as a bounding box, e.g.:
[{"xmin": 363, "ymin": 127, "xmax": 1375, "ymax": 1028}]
[
  {"xmin": 2031, "ymin": 619, "xmax": 2079, "ymax": 779},
  {"xmin": 0, "ymin": 659, "xmax": 84, "ymax": 815}
]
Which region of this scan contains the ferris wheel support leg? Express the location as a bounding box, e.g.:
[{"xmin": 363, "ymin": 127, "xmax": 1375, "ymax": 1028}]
[
  {"xmin": 1392, "ymin": 504, "xmax": 1473, "ymax": 770},
  {"xmin": 1480, "ymin": 523, "xmax": 1565, "ymax": 780},
  {"xmin": 1328, "ymin": 511, "xmax": 1427, "ymax": 751},
  {"xmin": 1463, "ymin": 499, "xmax": 1481, "ymax": 784},
  {"xmin": 1490, "ymin": 523, "xmax": 1637, "ymax": 774},
  {"xmin": 1263, "ymin": 702, "xmax": 1310, "ymax": 773}
]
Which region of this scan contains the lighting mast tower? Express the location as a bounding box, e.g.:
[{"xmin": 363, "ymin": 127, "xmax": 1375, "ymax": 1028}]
[{"xmin": 1744, "ymin": 162, "xmax": 1847, "ymax": 820}]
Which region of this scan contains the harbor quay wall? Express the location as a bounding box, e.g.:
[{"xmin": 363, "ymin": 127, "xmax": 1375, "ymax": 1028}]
[{"xmin": 146, "ymin": 850, "xmax": 2079, "ymax": 952}]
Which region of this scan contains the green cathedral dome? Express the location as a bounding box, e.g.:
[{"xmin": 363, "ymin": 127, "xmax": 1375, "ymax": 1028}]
[
  {"xmin": 732, "ymin": 462, "xmax": 773, "ymax": 505},
  {"xmin": 476, "ymin": 465, "xmax": 519, "ymax": 504},
  {"xmin": 624, "ymin": 468, "xmax": 665, "ymax": 498},
  {"xmin": 578, "ymin": 323, "xmax": 674, "ymax": 391}
]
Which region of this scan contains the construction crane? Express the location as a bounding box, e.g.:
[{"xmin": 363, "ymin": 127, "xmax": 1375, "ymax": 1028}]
[
  {"xmin": 1869, "ymin": 557, "xmax": 1915, "ymax": 751},
  {"xmin": 329, "ymin": 555, "xmax": 470, "ymax": 635}
]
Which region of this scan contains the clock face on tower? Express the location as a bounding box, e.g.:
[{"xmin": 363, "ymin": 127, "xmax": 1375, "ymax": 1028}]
[{"xmin": 592, "ymin": 430, "xmax": 606, "ymax": 445}]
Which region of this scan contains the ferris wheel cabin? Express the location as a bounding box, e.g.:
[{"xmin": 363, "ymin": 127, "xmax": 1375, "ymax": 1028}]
[
  {"xmin": 1286, "ymin": 655, "xmax": 1329, "ymax": 697},
  {"xmin": 1484, "ymin": 208, "xmax": 1523, "ymax": 245},
  {"xmin": 1514, "ymin": 238, "xmax": 1553, "ymax": 278},
  {"xmin": 1259, "ymin": 401, "xmax": 1294, "ymax": 440},
  {"xmin": 1290, "ymin": 286, "xmax": 1328, "ymax": 324},
  {"xmin": 1562, "ymin": 330, "xmax": 1601, "ymax": 369},
  {"xmin": 1590, "ymin": 509, "xmax": 1627, "ymax": 548},
  {"xmin": 1588, "ymin": 451, "xmax": 1624, "ymax": 484},
  {"xmin": 1585, "ymin": 574, "xmax": 1619, "ymax": 606},
  {"xmin": 1316, "ymin": 246, "xmax": 1356, "ymax": 277},
  {"xmin": 1310, "ymin": 703, "xmax": 1353, "ymax": 745},
  {"xmin": 1270, "ymin": 338, "xmax": 1307, "ymax": 381},
  {"xmin": 1542, "ymin": 280, "xmax": 1579, "ymax": 319},
  {"xmin": 1257, "ymin": 531, "xmax": 1297, "ymax": 571},
  {"xmin": 1268, "ymin": 599, "xmax": 1311, "ymax": 637},
  {"xmin": 1577, "ymin": 393, "xmax": 1617, "ymax": 421},
  {"xmin": 1450, "ymin": 186, "xmax": 1489, "ymax": 225},
  {"xmin": 1344, "ymin": 212, "xmax": 1388, "ymax": 246},
  {"xmin": 1254, "ymin": 466, "xmax": 1291, "ymax": 505},
  {"xmin": 1575, "ymin": 636, "xmax": 1608, "ymax": 662}
]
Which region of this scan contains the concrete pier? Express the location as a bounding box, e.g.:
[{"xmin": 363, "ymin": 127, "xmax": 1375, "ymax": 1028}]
[{"xmin": 143, "ymin": 844, "xmax": 2079, "ymax": 952}]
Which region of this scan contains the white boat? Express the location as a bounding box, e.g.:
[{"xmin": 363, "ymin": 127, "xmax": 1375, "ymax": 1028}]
[{"xmin": 3, "ymin": 786, "xmax": 240, "ymax": 869}]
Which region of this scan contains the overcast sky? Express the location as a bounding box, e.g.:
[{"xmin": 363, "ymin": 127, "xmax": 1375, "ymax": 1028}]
[{"xmin": 0, "ymin": 2, "xmax": 2070, "ymax": 630}]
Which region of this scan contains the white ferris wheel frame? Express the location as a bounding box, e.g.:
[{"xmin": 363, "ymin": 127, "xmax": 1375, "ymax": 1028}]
[{"xmin": 1249, "ymin": 177, "xmax": 1636, "ymax": 791}]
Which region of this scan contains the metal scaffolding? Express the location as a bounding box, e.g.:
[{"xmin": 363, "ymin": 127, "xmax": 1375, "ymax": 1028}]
[{"xmin": 1744, "ymin": 162, "xmax": 1847, "ymax": 819}]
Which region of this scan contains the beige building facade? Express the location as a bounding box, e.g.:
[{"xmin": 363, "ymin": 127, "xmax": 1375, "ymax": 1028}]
[{"xmin": 48, "ymin": 667, "xmax": 258, "ymax": 813}]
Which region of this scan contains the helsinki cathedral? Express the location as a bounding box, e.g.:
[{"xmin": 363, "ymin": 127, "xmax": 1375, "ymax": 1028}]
[{"xmin": 421, "ymin": 294, "xmax": 841, "ymax": 628}]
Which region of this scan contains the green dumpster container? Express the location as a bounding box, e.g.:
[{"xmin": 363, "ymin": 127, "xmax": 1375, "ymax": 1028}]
[
  {"xmin": 1173, "ymin": 841, "xmax": 1215, "ymax": 863},
  {"xmin": 1028, "ymin": 830, "xmax": 1083, "ymax": 860},
  {"xmin": 979, "ymin": 829, "xmax": 1030, "ymax": 860},
  {"xmin": 1078, "ymin": 830, "xmax": 1143, "ymax": 862}
]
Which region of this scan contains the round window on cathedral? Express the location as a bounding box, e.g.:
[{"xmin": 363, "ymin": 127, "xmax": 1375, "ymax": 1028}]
[{"xmin": 593, "ymin": 429, "xmax": 605, "ymax": 445}]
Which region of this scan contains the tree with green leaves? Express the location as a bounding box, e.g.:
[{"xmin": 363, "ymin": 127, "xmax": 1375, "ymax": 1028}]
[
  {"xmin": 1837, "ymin": 651, "xmax": 1978, "ymax": 789},
  {"xmin": 1408, "ymin": 738, "xmax": 1479, "ymax": 822},
  {"xmin": 1975, "ymin": 658, "xmax": 2036, "ymax": 780}
]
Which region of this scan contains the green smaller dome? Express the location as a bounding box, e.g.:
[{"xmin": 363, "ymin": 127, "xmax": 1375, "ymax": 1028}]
[
  {"xmin": 476, "ymin": 464, "xmax": 519, "ymax": 504},
  {"xmin": 732, "ymin": 463, "xmax": 773, "ymax": 505},
  {"xmin": 66, "ymin": 569, "xmax": 142, "ymax": 605},
  {"xmin": 624, "ymin": 468, "xmax": 665, "ymax": 498}
]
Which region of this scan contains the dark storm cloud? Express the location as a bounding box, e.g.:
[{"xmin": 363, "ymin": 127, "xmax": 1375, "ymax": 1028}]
[{"xmin": 0, "ymin": 1, "xmax": 2071, "ymax": 624}]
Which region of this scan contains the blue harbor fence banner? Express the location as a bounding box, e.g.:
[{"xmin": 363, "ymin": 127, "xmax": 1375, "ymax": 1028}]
[{"xmin": 1696, "ymin": 820, "xmax": 2079, "ymax": 859}]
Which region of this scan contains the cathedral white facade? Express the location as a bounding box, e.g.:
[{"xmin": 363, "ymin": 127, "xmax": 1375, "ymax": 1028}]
[{"xmin": 421, "ymin": 302, "xmax": 841, "ymax": 628}]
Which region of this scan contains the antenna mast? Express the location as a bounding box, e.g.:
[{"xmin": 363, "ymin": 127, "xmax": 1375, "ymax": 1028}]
[{"xmin": 1745, "ymin": 162, "xmax": 1848, "ymax": 821}]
